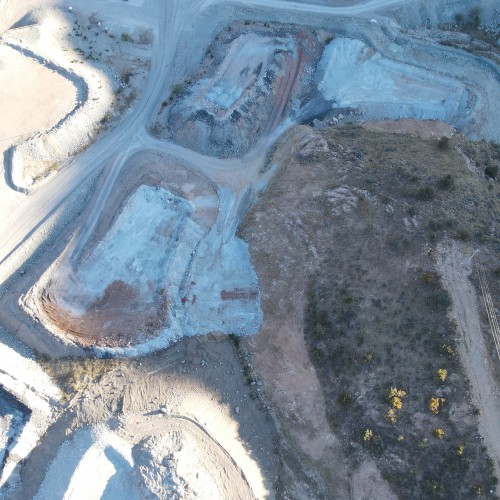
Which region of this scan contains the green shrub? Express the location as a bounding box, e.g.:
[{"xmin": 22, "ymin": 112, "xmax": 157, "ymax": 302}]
[
  {"xmin": 468, "ymin": 7, "xmax": 481, "ymax": 28},
  {"xmin": 429, "ymin": 397, "xmax": 446, "ymax": 415},
  {"xmin": 455, "ymin": 229, "xmax": 470, "ymax": 242},
  {"xmin": 100, "ymin": 112, "xmax": 112, "ymax": 124},
  {"xmin": 363, "ymin": 428, "xmax": 373, "ymax": 441},
  {"xmin": 120, "ymin": 71, "xmax": 133, "ymax": 85},
  {"xmin": 484, "ymin": 164, "xmax": 498, "ymax": 179},
  {"xmin": 311, "ymin": 347, "xmax": 325, "ymax": 360},
  {"xmin": 435, "ymin": 368, "xmax": 448, "ymax": 382},
  {"xmin": 363, "ymin": 351, "xmax": 373, "ymax": 362},
  {"xmin": 454, "ymin": 13, "xmax": 465, "ymax": 25},
  {"xmin": 427, "ymin": 290, "xmax": 451, "ymax": 311},
  {"xmin": 437, "ymin": 136, "xmax": 450, "ymax": 149},
  {"xmin": 228, "ymin": 333, "xmax": 240, "ymax": 348},
  {"xmin": 437, "ymin": 174, "xmax": 454, "ymax": 190},
  {"xmin": 416, "ymin": 187, "xmax": 434, "ymax": 201},
  {"xmin": 384, "ymin": 408, "xmax": 398, "ymax": 424},
  {"xmin": 170, "ymin": 82, "xmax": 186, "ymax": 99},
  {"xmin": 421, "ymin": 271, "xmax": 437, "ymax": 284},
  {"xmin": 441, "ymin": 343, "xmax": 456, "ymax": 356},
  {"xmin": 338, "ymin": 392, "xmax": 353, "ymax": 407},
  {"xmin": 434, "ymin": 427, "xmax": 446, "ymax": 439}
]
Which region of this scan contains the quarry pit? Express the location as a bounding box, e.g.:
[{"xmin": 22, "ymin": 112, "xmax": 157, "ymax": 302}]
[{"xmin": 0, "ymin": 0, "xmax": 499, "ymax": 498}]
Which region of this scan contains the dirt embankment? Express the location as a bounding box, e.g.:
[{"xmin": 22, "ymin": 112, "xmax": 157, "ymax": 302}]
[
  {"xmin": 0, "ymin": 0, "xmax": 50, "ymax": 36},
  {"xmin": 13, "ymin": 336, "xmax": 281, "ymax": 499},
  {"xmin": 0, "ymin": 340, "xmax": 61, "ymax": 495},
  {"xmin": 362, "ymin": 119, "xmax": 455, "ymax": 140},
  {"xmin": 0, "ymin": 44, "xmax": 77, "ymax": 149},
  {"xmin": 1, "ymin": 5, "xmax": 151, "ymax": 191}
]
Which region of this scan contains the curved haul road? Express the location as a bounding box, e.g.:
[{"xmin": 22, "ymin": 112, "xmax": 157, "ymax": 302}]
[{"xmin": 0, "ymin": 0, "xmax": 417, "ymax": 272}]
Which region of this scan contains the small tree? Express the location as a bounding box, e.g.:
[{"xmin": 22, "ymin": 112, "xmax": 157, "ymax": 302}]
[
  {"xmin": 435, "ymin": 369, "xmax": 448, "ymax": 382},
  {"xmin": 429, "ymin": 397, "xmax": 446, "ymax": 415},
  {"xmin": 434, "ymin": 428, "xmax": 445, "ymax": 439}
]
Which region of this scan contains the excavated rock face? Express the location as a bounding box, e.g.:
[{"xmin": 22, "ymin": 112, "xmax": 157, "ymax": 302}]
[
  {"xmin": 316, "ymin": 37, "xmax": 468, "ymax": 124},
  {"xmin": 161, "ymin": 25, "xmax": 322, "ymax": 158},
  {"xmin": 38, "ymin": 184, "xmax": 208, "ymax": 348},
  {"xmin": 40, "ymin": 278, "xmax": 171, "ymax": 348},
  {"xmin": 0, "ymin": 389, "xmax": 31, "ymax": 477}
]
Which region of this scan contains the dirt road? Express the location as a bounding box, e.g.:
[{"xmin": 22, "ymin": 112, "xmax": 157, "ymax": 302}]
[
  {"xmin": 2, "ymin": 0, "xmax": 480, "ymax": 273},
  {"xmin": 11, "ymin": 337, "xmax": 279, "ymax": 499},
  {"xmin": 438, "ymin": 242, "xmax": 500, "ymax": 494}
]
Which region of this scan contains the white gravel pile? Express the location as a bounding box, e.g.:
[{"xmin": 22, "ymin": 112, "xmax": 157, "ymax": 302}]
[
  {"xmin": 34, "ymin": 426, "xmax": 139, "ymax": 500},
  {"xmin": 0, "ymin": 341, "xmax": 61, "ymax": 493},
  {"xmin": 133, "ymin": 433, "xmax": 221, "ymax": 499},
  {"xmin": 318, "ymin": 37, "xmax": 468, "ymax": 124}
]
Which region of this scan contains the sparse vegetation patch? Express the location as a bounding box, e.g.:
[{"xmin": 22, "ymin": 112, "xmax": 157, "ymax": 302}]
[{"xmin": 241, "ymin": 124, "xmax": 499, "ymax": 499}]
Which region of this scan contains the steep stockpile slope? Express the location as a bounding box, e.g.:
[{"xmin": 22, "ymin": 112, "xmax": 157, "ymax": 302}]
[
  {"xmin": 156, "ymin": 23, "xmax": 324, "ymax": 158},
  {"xmin": 22, "ymin": 152, "xmax": 262, "ymax": 353},
  {"xmin": 24, "ymin": 155, "xmax": 218, "ymax": 349},
  {"xmin": 317, "ymin": 37, "xmax": 468, "ymax": 122}
]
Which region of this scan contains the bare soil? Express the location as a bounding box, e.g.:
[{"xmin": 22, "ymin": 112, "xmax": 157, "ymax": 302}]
[
  {"xmin": 22, "ymin": 335, "xmax": 282, "ymax": 499},
  {"xmin": 0, "ymin": 44, "xmax": 76, "ymax": 147}
]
